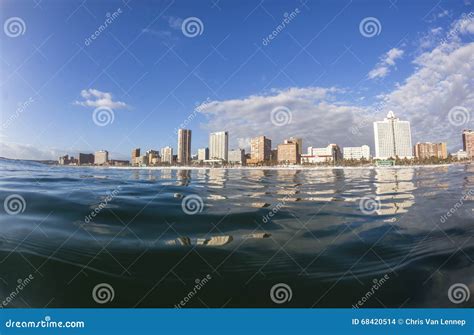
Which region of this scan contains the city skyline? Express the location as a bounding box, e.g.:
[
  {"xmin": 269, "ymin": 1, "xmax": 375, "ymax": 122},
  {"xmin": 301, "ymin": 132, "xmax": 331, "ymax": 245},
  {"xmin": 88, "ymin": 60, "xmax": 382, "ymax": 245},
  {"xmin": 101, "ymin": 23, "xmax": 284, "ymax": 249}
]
[{"xmin": 1, "ymin": 1, "xmax": 473, "ymax": 160}]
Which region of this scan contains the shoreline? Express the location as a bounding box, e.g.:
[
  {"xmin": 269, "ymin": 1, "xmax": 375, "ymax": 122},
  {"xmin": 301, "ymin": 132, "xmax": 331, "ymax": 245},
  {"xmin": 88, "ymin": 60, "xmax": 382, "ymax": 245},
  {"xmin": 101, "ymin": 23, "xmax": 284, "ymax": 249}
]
[{"xmin": 59, "ymin": 163, "xmax": 465, "ymax": 171}]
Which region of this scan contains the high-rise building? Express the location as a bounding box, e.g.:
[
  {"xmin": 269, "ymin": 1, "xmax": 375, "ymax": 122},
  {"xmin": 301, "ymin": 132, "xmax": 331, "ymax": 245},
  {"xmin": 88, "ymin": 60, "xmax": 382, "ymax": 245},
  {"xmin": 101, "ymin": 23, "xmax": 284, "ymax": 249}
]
[
  {"xmin": 131, "ymin": 148, "xmax": 140, "ymax": 166},
  {"xmin": 197, "ymin": 148, "xmax": 209, "ymax": 161},
  {"xmin": 209, "ymin": 131, "xmax": 228, "ymax": 161},
  {"xmin": 228, "ymin": 149, "xmax": 246, "ymax": 164},
  {"xmin": 161, "ymin": 146, "xmax": 173, "ymax": 164},
  {"xmin": 177, "ymin": 129, "xmax": 192, "ymax": 165},
  {"xmin": 249, "ymin": 136, "xmax": 271, "ymax": 164},
  {"xmin": 373, "ymin": 111, "xmax": 413, "ymax": 159},
  {"xmin": 78, "ymin": 153, "xmax": 94, "ymax": 165},
  {"xmin": 462, "ymin": 130, "xmax": 474, "ymax": 159},
  {"xmin": 414, "ymin": 142, "xmax": 447, "ymax": 159},
  {"xmin": 146, "ymin": 149, "xmax": 160, "ymax": 165},
  {"xmin": 94, "ymin": 150, "xmax": 109, "ymax": 165},
  {"xmin": 343, "ymin": 145, "xmax": 371, "ymax": 160},
  {"xmin": 289, "ymin": 137, "xmax": 303, "ymax": 155},
  {"xmin": 277, "ymin": 141, "xmax": 300, "ymax": 164}
]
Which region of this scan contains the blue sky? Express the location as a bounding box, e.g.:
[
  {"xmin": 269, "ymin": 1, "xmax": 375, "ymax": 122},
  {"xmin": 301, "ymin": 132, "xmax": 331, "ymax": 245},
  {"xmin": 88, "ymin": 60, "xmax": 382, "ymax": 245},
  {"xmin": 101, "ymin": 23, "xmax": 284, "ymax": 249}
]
[{"xmin": 1, "ymin": 0, "xmax": 473, "ymax": 160}]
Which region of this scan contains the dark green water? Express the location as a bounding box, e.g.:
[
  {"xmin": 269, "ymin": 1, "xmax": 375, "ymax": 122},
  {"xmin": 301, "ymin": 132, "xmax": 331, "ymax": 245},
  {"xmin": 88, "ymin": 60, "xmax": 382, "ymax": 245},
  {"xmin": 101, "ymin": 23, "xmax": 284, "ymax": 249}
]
[{"xmin": 0, "ymin": 159, "xmax": 473, "ymax": 307}]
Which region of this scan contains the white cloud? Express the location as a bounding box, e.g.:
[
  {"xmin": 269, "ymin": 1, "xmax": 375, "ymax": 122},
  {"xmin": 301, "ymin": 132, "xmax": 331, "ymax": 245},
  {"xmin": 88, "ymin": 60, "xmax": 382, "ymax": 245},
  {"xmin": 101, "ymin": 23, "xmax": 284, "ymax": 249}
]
[
  {"xmin": 74, "ymin": 89, "xmax": 128, "ymax": 109},
  {"xmin": 368, "ymin": 48, "xmax": 404, "ymax": 79},
  {"xmin": 197, "ymin": 87, "xmax": 370, "ymax": 151}
]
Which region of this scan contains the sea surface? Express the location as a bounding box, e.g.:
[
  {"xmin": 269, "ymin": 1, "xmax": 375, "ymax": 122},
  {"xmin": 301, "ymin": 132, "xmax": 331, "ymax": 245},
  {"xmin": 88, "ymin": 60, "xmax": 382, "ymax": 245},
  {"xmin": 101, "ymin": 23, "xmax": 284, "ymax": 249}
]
[{"xmin": 0, "ymin": 158, "xmax": 473, "ymax": 308}]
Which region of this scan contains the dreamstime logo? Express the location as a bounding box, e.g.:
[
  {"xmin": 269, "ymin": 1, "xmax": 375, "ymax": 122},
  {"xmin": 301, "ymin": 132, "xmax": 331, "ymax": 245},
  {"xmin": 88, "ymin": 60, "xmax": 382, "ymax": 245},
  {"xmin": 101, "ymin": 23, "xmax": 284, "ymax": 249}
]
[
  {"xmin": 84, "ymin": 8, "xmax": 123, "ymax": 46},
  {"xmin": 353, "ymin": 274, "xmax": 390, "ymax": 308},
  {"xmin": 92, "ymin": 107, "xmax": 115, "ymax": 126},
  {"xmin": 92, "ymin": 283, "xmax": 115, "ymax": 304},
  {"xmin": 447, "ymin": 106, "xmax": 470, "ymax": 127},
  {"xmin": 271, "ymin": 106, "xmax": 292, "ymax": 127},
  {"xmin": 448, "ymin": 283, "xmax": 470, "ymax": 304},
  {"xmin": 270, "ymin": 283, "xmax": 292, "ymax": 304},
  {"xmin": 359, "ymin": 196, "xmax": 381, "ymax": 215},
  {"xmin": 181, "ymin": 194, "xmax": 204, "ymax": 215},
  {"xmin": 4, "ymin": 17, "xmax": 26, "ymax": 37},
  {"xmin": 181, "ymin": 17, "xmax": 204, "ymax": 38},
  {"xmin": 175, "ymin": 274, "xmax": 212, "ymax": 308},
  {"xmin": 1, "ymin": 274, "xmax": 34, "ymax": 307},
  {"xmin": 4, "ymin": 194, "xmax": 26, "ymax": 215},
  {"xmin": 262, "ymin": 8, "xmax": 301, "ymax": 46},
  {"xmin": 359, "ymin": 17, "xmax": 382, "ymax": 38}
]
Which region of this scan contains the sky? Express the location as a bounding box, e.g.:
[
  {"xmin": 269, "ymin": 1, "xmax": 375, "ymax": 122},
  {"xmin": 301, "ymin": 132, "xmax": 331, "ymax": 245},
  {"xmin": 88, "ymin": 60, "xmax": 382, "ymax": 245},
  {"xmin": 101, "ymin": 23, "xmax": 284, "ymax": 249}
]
[{"xmin": 0, "ymin": 0, "xmax": 473, "ymax": 160}]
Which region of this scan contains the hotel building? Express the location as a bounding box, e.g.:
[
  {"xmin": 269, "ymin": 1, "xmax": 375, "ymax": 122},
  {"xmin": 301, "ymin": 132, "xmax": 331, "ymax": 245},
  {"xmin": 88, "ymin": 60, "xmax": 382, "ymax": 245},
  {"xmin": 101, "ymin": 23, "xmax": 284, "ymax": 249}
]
[
  {"xmin": 373, "ymin": 111, "xmax": 413, "ymax": 159},
  {"xmin": 228, "ymin": 149, "xmax": 246, "ymax": 165},
  {"xmin": 249, "ymin": 136, "xmax": 271, "ymax": 164},
  {"xmin": 177, "ymin": 129, "xmax": 192, "ymax": 165},
  {"xmin": 131, "ymin": 148, "xmax": 140, "ymax": 166},
  {"xmin": 94, "ymin": 150, "xmax": 109, "ymax": 165},
  {"xmin": 209, "ymin": 131, "xmax": 229, "ymax": 161},
  {"xmin": 302, "ymin": 144, "xmax": 342, "ymax": 164},
  {"xmin": 146, "ymin": 149, "xmax": 160, "ymax": 165},
  {"xmin": 277, "ymin": 139, "xmax": 300, "ymax": 164},
  {"xmin": 462, "ymin": 129, "xmax": 474, "ymax": 159},
  {"xmin": 161, "ymin": 146, "xmax": 173, "ymax": 164},
  {"xmin": 78, "ymin": 153, "xmax": 94, "ymax": 165},
  {"xmin": 197, "ymin": 148, "xmax": 209, "ymax": 161},
  {"xmin": 343, "ymin": 145, "xmax": 371, "ymax": 160},
  {"xmin": 414, "ymin": 142, "xmax": 447, "ymax": 159}
]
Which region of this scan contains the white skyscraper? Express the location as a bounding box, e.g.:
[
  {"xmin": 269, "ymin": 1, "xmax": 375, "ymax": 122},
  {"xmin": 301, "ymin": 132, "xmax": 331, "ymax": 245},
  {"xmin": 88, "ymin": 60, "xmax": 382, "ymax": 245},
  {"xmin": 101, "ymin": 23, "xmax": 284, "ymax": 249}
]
[
  {"xmin": 209, "ymin": 131, "xmax": 228, "ymax": 161},
  {"xmin": 373, "ymin": 111, "xmax": 413, "ymax": 159}
]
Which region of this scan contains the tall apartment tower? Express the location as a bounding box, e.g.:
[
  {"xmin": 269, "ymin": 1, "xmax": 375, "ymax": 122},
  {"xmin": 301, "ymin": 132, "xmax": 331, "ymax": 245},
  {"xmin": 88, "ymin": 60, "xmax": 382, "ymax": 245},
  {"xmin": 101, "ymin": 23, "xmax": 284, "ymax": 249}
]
[
  {"xmin": 250, "ymin": 136, "xmax": 272, "ymax": 163},
  {"xmin": 209, "ymin": 131, "xmax": 229, "ymax": 161},
  {"xmin": 131, "ymin": 148, "xmax": 140, "ymax": 166},
  {"xmin": 462, "ymin": 130, "xmax": 474, "ymax": 159},
  {"xmin": 373, "ymin": 111, "xmax": 413, "ymax": 159},
  {"xmin": 177, "ymin": 129, "xmax": 192, "ymax": 165}
]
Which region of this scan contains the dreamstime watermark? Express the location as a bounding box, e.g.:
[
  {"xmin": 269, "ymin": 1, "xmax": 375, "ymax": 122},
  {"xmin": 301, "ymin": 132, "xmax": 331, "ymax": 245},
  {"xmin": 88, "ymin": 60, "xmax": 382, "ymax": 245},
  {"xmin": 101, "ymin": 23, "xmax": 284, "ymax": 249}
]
[
  {"xmin": 440, "ymin": 12, "xmax": 474, "ymax": 46},
  {"xmin": 84, "ymin": 187, "xmax": 120, "ymax": 223},
  {"xmin": 359, "ymin": 195, "xmax": 381, "ymax": 215},
  {"xmin": 5, "ymin": 316, "xmax": 85, "ymax": 329},
  {"xmin": 92, "ymin": 283, "xmax": 115, "ymax": 304},
  {"xmin": 175, "ymin": 274, "xmax": 212, "ymax": 308},
  {"xmin": 84, "ymin": 8, "xmax": 123, "ymax": 46},
  {"xmin": 447, "ymin": 106, "xmax": 470, "ymax": 127},
  {"xmin": 181, "ymin": 17, "xmax": 204, "ymax": 38},
  {"xmin": 1, "ymin": 274, "xmax": 34, "ymax": 307},
  {"xmin": 271, "ymin": 106, "xmax": 292, "ymax": 126},
  {"xmin": 448, "ymin": 283, "xmax": 470, "ymax": 304},
  {"xmin": 262, "ymin": 194, "xmax": 291, "ymax": 223},
  {"xmin": 92, "ymin": 106, "xmax": 115, "ymax": 127},
  {"xmin": 3, "ymin": 17, "xmax": 26, "ymax": 37},
  {"xmin": 262, "ymin": 8, "xmax": 301, "ymax": 46},
  {"xmin": 2, "ymin": 97, "xmax": 34, "ymax": 130},
  {"xmin": 181, "ymin": 194, "xmax": 204, "ymax": 215},
  {"xmin": 352, "ymin": 274, "xmax": 390, "ymax": 308},
  {"xmin": 173, "ymin": 98, "xmax": 212, "ymax": 135},
  {"xmin": 3, "ymin": 194, "xmax": 26, "ymax": 215},
  {"xmin": 440, "ymin": 189, "xmax": 474, "ymax": 223},
  {"xmin": 359, "ymin": 17, "xmax": 382, "ymax": 38},
  {"xmin": 270, "ymin": 283, "xmax": 292, "ymax": 304}
]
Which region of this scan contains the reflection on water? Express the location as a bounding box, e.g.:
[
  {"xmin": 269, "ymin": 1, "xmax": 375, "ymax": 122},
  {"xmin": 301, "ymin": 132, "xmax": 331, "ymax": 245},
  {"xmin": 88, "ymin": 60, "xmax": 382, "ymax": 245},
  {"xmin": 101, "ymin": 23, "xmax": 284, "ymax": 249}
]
[{"xmin": 0, "ymin": 159, "xmax": 473, "ymax": 308}]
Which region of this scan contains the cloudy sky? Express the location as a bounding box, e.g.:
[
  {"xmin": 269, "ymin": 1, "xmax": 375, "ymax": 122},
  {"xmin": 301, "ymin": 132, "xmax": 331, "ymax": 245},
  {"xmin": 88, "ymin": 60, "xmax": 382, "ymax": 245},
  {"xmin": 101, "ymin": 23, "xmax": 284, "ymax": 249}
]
[{"xmin": 1, "ymin": 0, "xmax": 473, "ymax": 160}]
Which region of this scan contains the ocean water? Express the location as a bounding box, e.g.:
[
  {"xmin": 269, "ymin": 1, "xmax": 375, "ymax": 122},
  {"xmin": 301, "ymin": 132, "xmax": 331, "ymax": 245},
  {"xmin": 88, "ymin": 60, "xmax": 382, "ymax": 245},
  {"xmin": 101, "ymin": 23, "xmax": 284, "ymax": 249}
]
[{"xmin": 0, "ymin": 158, "xmax": 473, "ymax": 308}]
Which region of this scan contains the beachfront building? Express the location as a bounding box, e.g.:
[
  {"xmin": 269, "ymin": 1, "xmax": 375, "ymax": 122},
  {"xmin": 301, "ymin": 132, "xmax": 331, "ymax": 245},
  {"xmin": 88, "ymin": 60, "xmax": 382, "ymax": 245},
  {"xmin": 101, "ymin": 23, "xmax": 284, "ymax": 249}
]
[
  {"xmin": 302, "ymin": 144, "xmax": 342, "ymax": 164},
  {"xmin": 277, "ymin": 139, "xmax": 300, "ymax": 164},
  {"xmin": 146, "ymin": 150, "xmax": 160, "ymax": 165},
  {"xmin": 228, "ymin": 149, "xmax": 246, "ymax": 165},
  {"xmin": 343, "ymin": 145, "xmax": 371, "ymax": 160},
  {"xmin": 197, "ymin": 148, "xmax": 209, "ymax": 162},
  {"xmin": 248, "ymin": 136, "xmax": 271, "ymax": 165},
  {"xmin": 288, "ymin": 136, "xmax": 303, "ymax": 155},
  {"xmin": 131, "ymin": 148, "xmax": 140, "ymax": 166},
  {"xmin": 161, "ymin": 146, "xmax": 173, "ymax": 164},
  {"xmin": 94, "ymin": 150, "xmax": 109, "ymax": 165},
  {"xmin": 414, "ymin": 142, "xmax": 447, "ymax": 159},
  {"xmin": 373, "ymin": 111, "xmax": 413, "ymax": 159},
  {"xmin": 78, "ymin": 153, "xmax": 94, "ymax": 165},
  {"xmin": 209, "ymin": 131, "xmax": 228, "ymax": 162},
  {"xmin": 177, "ymin": 129, "xmax": 192, "ymax": 165},
  {"xmin": 462, "ymin": 129, "xmax": 474, "ymax": 159},
  {"xmin": 453, "ymin": 149, "xmax": 468, "ymax": 160}
]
